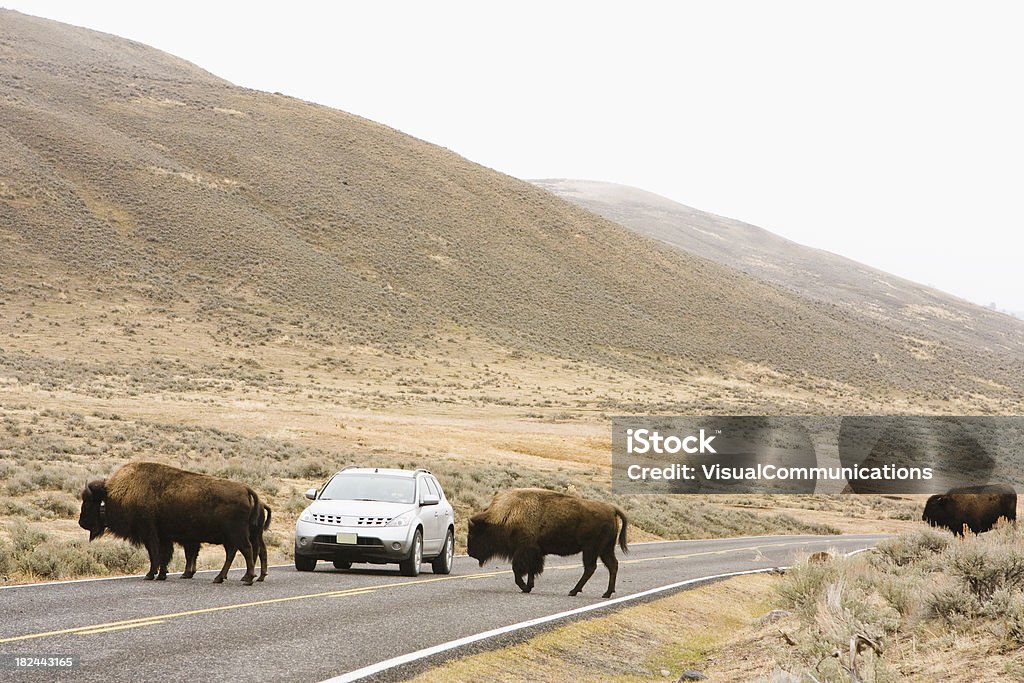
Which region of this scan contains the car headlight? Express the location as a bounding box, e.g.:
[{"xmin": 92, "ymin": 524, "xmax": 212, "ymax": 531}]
[
  {"xmin": 299, "ymin": 509, "xmax": 313, "ymax": 522},
  {"xmin": 386, "ymin": 510, "xmax": 416, "ymax": 527}
]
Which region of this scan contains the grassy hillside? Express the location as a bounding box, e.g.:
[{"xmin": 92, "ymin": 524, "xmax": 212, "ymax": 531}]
[
  {"xmin": 532, "ymin": 178, "xmax": 1024, "ymax": 368},
  {"xmin": 2, "ymin": 10, "xmax": 1021, "ymax": 402}
]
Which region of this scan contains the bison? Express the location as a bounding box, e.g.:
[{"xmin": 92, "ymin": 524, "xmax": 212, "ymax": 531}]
[
  {"xmin": 181, "ymin": 502, "xmax": 272, "ymax": 581},
  {"xmin": 467, "ymin": 488, "xmax": 628, "ymax": 598},
  {"xmin": 922, "ymin": 483, "xmax": 1017, "ymax": 536},
  {"xmin": 79, "ymin": 462, "xmax": 264, "ymax": 584}
]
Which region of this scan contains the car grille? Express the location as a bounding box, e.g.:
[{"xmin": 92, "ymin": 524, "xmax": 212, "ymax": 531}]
[
  {"xmin": 310, "ymin": 513, "xmax": 392, "ymax": 526},
  {"xmin": 354, "ymin": 517, "xmax": 390, "ymax": 526},
  {"xmin": 313, "ymin": 535, "xmax": 384, "ymax": 547}
]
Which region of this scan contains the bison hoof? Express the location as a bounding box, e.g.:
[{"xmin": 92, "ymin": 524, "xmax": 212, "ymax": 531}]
[
  {"xmin": 257, "ymin": 575, "xmax": 267, "ymax": 582},
  {"xmin": 212, "ymin": 575, "xmax": 225, "ymax": 584},
  {"xmin": 181, "ymin": 572, "xmax": 194, "ymax": 579},
  {"xmin": 144, "ymin": 573, "xmax": 155, "ymax": 581},
  {"xmin": 156, "ymin": 574, "xmax": 167, "ymax": 581},
  {"xmin": 568, "ymin": 590, "xmax": 579, "ymax": 596},
  {"xmin": 242, "ymin": 577, "xmax": 254, "ymax": 586},
  {"xmin": 602, "ymin": 592, "xmax": 613, "ymax": 598}
]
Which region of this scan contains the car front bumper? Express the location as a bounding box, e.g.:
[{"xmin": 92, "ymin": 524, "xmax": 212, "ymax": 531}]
[{"xmin": 294, "ymin": 519, "xmax": 416, "ymax": 563}]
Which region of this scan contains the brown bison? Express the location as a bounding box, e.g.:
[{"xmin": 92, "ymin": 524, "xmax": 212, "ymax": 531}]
[
  {"xmin": 79, "ymin": 462, "xmax": 263, "ymax": 584},
  {"xmin": 467, "ymin": 488, "xmax": 628, "ymax": 598},
  {"xmin": 181, "ymin": 502, "xmax": 272, "ymax": 581},
  {"xmin": 922, "ymin": 484, "xmax": 1017, "ymax": 536}
]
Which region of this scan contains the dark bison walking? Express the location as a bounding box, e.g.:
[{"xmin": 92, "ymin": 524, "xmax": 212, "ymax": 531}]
[
  {"xmin": 79, "ymin": 462, "xmax": 264, "ymax": 584},
  {"xmin": 923, "ymin": 484, "xmax": 1017, "ymax": 536},
  {"xmin": 467, "ymin": 488, "xmax": 628, "ymax": 598},
  {"xmin": 181, "ymin": 502, "xmax": 272, "ymax": 581}
]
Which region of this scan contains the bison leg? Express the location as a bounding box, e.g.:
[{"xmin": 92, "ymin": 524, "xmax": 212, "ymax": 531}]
[
  {"xmin": 257, "ymin": 538, "xmax": 268, "ymax": 582},
  {"xmin": 214, "ymin": 545, "xmax": 237, "ymax": 584},
  {"xmin": 221, "ymin": 532, "xmax": 258, "ymax": 585},
  {"xmin": 182, "ymin": 542, "xmax": 200, "ymax": 579},
  {"xmin": 236, "ymin": 535, "xmax": 256, "ymax": 586},
  {"xmin": 512, "ymin": 559, "xmax": 530, "ymax": 592},
  {"xmin": 157, "ymin": 539, "xmax": 173, "ymax": 581},
  {"xmin": 511, "ymin": 547, "xmax": 543, "ymax": 593},
  {"xmin": 569, "ymin": 548, "xmax": 599, "ymax": 596},
  {"xmin": 599, "ymin": 546, "xmax": 619, "ymax": 598},
  {"xmin": 143, "ymin": 532, "xmax": 162, "ymax": 581}
]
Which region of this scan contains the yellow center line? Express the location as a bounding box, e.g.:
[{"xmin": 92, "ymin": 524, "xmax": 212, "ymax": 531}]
[
  {"xmin": 0, "ymin": 539, "xmax": 823, "ymax": 644},
  {"xmin": 329, "ymin": 588, "xmax": 379, "ymax": 598},
  {"xmin": 0, "ymin": 569, "xmax": 512, "ymax": 644},
  {"xmin": 75, "ymin": 620, "xmax": 166, "ymax": 636}
]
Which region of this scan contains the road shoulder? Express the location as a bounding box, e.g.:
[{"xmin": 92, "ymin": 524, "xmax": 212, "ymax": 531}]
[{"xmin": 405, "ymin": 573, "xmax": 777, "ymax": 682}]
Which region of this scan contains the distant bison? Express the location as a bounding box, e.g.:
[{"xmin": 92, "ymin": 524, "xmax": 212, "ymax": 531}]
[
  {"xmin": 181, "ymin": 502, "xmax": 272, "ymax": 581},
  {"xmin": 79, "ymin": 462, "xmax": 263, "ymax": 584},
  {"xmin": 922, "ymin": 484, "xmax": 1017, "ymax": 536},
  {"xmin": 467, "ymin": 488, "xmax": 628, "ymax": 598}
]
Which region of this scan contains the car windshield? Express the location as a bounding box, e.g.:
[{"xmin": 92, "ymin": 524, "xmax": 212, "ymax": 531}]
[{"xmin": 319, "ymin": 474, "xmax": 416, "ymax": 504}]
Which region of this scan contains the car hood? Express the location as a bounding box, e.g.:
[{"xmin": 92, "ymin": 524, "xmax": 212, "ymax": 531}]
[{"xmin": 306, "ymin": 499, "xmax": 415, "ymax": 520}]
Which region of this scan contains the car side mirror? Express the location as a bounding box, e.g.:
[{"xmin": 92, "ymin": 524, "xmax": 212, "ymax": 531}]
[
  {"xmin": 305, "ymin": 488, "xmax": 318, "ymax": 501},
  {"xmin": 421, "ymin": 493, "xmax": 440, "ymax": 506}
]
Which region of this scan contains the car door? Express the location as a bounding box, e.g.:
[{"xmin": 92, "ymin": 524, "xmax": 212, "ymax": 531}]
[
  {"xmin": 430, "ymin": 475, "xmax": 453, "ymax": 541},
  {"xmin": 419, "ymin": 475, "xmax": 443, "ymax": 555}
]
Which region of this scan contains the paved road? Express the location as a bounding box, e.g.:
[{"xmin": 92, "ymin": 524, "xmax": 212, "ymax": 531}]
[{"xmin": 0, "ymin": 534, "xmax": 886, "ymax": 682}]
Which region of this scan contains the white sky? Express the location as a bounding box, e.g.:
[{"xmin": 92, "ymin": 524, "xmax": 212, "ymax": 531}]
[{"xmin": 6, "ymin": 1, "xmax": 1024, "ymax": 311}]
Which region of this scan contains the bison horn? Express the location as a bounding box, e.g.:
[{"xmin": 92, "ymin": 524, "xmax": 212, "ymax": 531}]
[{"xmin": 86, "ymin": 479, "xmax": 107, "ymax": 501}]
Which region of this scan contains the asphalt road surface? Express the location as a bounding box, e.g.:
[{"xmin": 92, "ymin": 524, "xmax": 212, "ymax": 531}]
[{"xmin": 0, "ymin": 534, "xmax": 887, "ymax": 682}]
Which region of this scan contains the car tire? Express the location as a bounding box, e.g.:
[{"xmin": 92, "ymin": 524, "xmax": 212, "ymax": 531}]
[
  {"xmin": 333, "ymin": 560, "xmax": 352, "ymax": 570},
  {"xmin": 431, "ymin": 529, "xmax": 454, "ymax": 575},
  {"xmin": 295, "ymin": 555, "xmax": 317, "ymax": 572},
  {"xmin": 399, "ymin": 530, "xmax": 422, "ymax": 577}
]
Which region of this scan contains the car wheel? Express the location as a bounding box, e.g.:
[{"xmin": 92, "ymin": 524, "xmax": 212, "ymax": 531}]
[
  {"xmin": 399, "ymin": 530, "xmax": 422, "ymax": 577},
  {"xmin": 333, "ymin": 560, "xmax": 352, "ymax": 570},
  {"xmin": 431, "ymin": 529, "xmax": 454, "ymax": 575},
  {"xmin": 295, "ymin": 555, "xmax": 317, "ymax": 572}
]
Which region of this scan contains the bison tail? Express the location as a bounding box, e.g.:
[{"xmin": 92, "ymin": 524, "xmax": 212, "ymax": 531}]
[
  {"xmin": 615, "ymin": 508, "xmax": 629, "ymax": 553},
  {"xmin": 247, "ymin": 489, "xmax": 262, "ymax": 532},
  {"xmin": 263, "ymin": 504, "xmax": 272, "ymax": 530}
]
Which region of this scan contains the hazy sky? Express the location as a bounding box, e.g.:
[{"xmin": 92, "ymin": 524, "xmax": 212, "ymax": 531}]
[{"xmin": 6, "ymin": 2, "xmax": 1024, "ymax": 311}]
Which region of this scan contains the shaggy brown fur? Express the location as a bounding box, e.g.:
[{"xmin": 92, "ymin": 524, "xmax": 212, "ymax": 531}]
[
  {"xmin": 79, "ymin": 462, "xmax": 263, "ymax": 584},
  {"xmin": 467, "ymin": 488, "xmax": 628, "ymax": 598},
  {"xmin": 923, "ymin": 483, "xmax": 1017, "ymax": 536}
]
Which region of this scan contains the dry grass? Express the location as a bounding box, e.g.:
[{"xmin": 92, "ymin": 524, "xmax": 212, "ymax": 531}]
[{"xmin": 723, "ymin": 524, "xmax": 1024, "ymax": 681}]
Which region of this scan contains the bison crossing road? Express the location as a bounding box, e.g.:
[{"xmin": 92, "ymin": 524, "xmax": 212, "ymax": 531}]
[
  {"xmin": 468, "ymin": 488, "xmax": 629, "ymax": 598},
  {"xmin": 78, "ymin": 462, "xmax": 270, "ymax": 585}
]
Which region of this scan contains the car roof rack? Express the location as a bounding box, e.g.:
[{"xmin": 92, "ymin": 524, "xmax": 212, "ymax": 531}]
[{"xmin": 414, "ymin": 468, "xmax": 432, "ymax": 475}]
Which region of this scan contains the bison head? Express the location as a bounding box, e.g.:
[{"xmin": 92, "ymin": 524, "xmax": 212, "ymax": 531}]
[
  {"xmin": 79, "ymin": 479, "xmax": 108, "ymax": 541},
  {"xmin": 466, "ymin": 517, "xmax": 496, "ymax": 566},
  {"xmin": 922, "ymin": 493, "xmax": 960, "ymax": 534}
]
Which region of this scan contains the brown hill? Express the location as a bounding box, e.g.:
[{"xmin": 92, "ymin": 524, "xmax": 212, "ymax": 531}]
[
  {"xmin": 1, "ymin": 9, "xmax": 1022, "ymax": 408},
  {"xmin": 531, "ymin": 179, "xmax": 1024, "ymax": 360}
]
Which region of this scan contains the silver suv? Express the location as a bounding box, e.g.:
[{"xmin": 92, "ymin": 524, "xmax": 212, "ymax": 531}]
[{"xmin": 293, "ymin": 467, "xmax": 455, "ymax": 577}]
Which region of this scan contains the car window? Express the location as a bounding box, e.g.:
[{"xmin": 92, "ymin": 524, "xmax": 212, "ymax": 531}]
[
  {"xmin": 429, "ymin": 476, "xmax": 445, "ymax": 499},
  {"xmin": 422, "ymin": 476, "xmax": 439, "ymax": 500},
  {"xmin": 319, "ymin": 474, "xmax": 415, "ymax": 504}
]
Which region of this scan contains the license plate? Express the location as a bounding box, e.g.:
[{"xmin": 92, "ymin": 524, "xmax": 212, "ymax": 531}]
[{"xmin": 336, "ymin": 532, "xmax": 357, "ymax": 545}]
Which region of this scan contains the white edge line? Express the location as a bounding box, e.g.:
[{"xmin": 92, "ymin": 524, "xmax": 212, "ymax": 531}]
[
  {"xmin": 0, "ymin": 534, "xmax": 889, "ymax": 591},
  {"xmin": 321, "ymin": 543, "xmax": 878, "ymax": 683}
]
